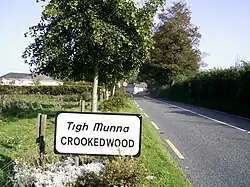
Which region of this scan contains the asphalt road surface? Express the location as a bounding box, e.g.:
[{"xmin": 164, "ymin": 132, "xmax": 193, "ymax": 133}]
[{"xmin": 133, "ymin": 95, "xmax": 250, "ymax": 187}]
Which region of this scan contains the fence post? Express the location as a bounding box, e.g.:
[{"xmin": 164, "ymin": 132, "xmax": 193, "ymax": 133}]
[
  {"xmin": 73, "ymin": 99, "xmax": 86, "ymax": 166},
  {"xmin": 36, "ymin": 113, "xmax": 47, "ymax": 165},
  {"xmin": 80, "ymin": 99, "xmax": 85, "ymax": 112}
]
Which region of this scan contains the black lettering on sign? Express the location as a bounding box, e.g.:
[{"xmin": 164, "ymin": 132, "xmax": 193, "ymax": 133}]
[
  {"xmin": 106, "ymin": 139, "xmax": 114, "ymax": 147},
  {"xmin": 74, "ymin": 137, "xmax": 80, "ymax": 145},
  {"xmin": 93, "ymin": 123, "xmax": 103, "ymax": 131},
  {"xmin": 123, "ymin": 127, "xmax": 129, "ymax": 133},
  {"xmin": 67, "ymin": 122, "xmax": 89, "ymax": 132},
  {"xmin": 60, "ymin": 137, "xmax": 136, "ymax": 148},
  {"xmin": 61, "ymin": 136, "xmax": 67, "ymax": 145},
  {"xmin": 68, "ymin": 137, "xmax": 73, "ymax": 145},
  {"xmin": 115, "ymin": 139, "xmax": 121, "ymax": 147},
  {"xmin": 100, "ymin": 138, "xmax": 105, "ymax": 146},
  {"xmin": 81, "ymin": 138, "xmax": 87, "ymax": 146},
  {"xmin": 88, "ymin": 138, "xmax": 93, "ymax": 146},
  {"xmin": 93, "ymin": 123, "xmax": 130, "ymax": 133},
  {"xmin": 75, "ymin": 124, "xmax": 81, "ymax": 132},
  {"xmin": 116, "ymin": 126, "xmax": 122, "ymax": 132},
  {"xmin": 121, "ymin": 139, "xmax": 128, "ymax": 147},
  {"xmin": 94, "ymin": 138, "xmax": 99, "ymax": 146},
  {"xmin": 129, "ymin": 140, "xmax": 134, "ymax": 147},
  {"xmin": 68, "ymin": 122, "xmax": 74, "ymax": 130}
]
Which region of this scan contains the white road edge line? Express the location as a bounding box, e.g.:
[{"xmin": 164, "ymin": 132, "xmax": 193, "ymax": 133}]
[
  {"xmin": 147, "ymin": 97, "xmax": 247, "ymax": 132},
  {"xmin": 166, "ymin": 139, "xmax": 185, "ymax": 160},
  {"xmin": 144, "ymin": 113, "xmax": 149, "ymax": 118},
  {"xmin": 139, "ymin": 107, "xmax": 143, "ymax": 111},
  {"xmin": 151, "ymin": 121, "xmax": 159, "ymax": 130}
]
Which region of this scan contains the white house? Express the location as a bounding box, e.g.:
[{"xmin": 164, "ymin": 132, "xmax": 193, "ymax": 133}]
[{"xmin": 0, "ymin": 73, "xmax": 63, "ymax": 86}]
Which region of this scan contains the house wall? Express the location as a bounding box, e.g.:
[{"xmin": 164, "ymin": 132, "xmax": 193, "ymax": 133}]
[
  {"xmin": 0, "ymin": 78, "xmax": 63, "ymax": 86},
  {"xmin": 0, "ymin": 78, "xmax": 33, "ymax": 86},
  {"xmin": 40, "ymin": 81, "xmax": 63, "ymax": 86}
]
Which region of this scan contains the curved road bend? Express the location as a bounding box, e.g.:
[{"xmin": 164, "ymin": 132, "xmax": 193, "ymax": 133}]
[{"xmin": 133, "ymin": 95, "xmax": 250, "ymax": 187}]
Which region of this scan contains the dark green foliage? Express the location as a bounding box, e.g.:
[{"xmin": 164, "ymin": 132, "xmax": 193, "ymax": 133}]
[
  {"xmin": 0, "ymin": 85, "xmax": 90, "ymax": 95},
  {"xmin": 99, "ymin": 89, "xmax": 130, "ymax": 112},
  {"xmin": 1, "ymin": 100, "xmax": 43, "ymax": 118},
  {"xmin": 159, "ymin": 63, "xmax": 250, "ymax": 117},
  {"xmin": 138, "ymin": 1, "xmax": 202, "ymax": 86},
  {"xmin": 23, "ymin": 0, "xmax": 164, "ymax": 85},
  {"xmin": 98, "ymin": 96, "xmax": 128, "ymax": 112}
]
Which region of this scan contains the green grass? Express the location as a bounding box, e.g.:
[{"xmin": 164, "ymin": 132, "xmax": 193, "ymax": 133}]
[
  {"xmin": 0, "ymin": 94, "xmax": 189, "ymax": 187},
  {"xmin": 0, "ymin": 94, "xmax": 91, "ymax": 186},
  {"xmin": 119, "ymin": 99, "xmax": 191, "ymax": 187}
]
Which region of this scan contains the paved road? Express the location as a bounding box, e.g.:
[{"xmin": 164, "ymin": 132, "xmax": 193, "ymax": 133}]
[{"xmin": 133, "ymin": 95, "xmax": 250, "ymax": 187}]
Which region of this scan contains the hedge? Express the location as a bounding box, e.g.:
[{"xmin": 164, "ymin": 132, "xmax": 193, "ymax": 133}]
[
  {"xmin": 0, "ymin": 85, "xmax": 91, "ymax": 95},
  {"xmin": 159, "ymin": 64, "xmax": 250, "ymax": 117}
]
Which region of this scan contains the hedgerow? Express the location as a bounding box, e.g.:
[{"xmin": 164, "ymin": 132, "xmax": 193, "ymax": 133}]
[
  {"xmin": 159, "ymin": 63, "xmax": 250, "ymax": 117},
  {"xmin": 0, "ymin": 85, "xmax": 91, "ymax": 95},
  {"xmin": 98, "ymin": 89, "xmax": 130, "ymax": 112}
]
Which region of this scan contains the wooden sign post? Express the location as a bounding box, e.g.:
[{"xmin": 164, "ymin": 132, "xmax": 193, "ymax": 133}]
[{"xmin": 36, "ymin": 113, "xmax": 47, "ymax": 165}]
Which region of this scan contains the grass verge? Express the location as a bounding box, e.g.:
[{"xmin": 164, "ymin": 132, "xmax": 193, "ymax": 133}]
[
  {"xmin": 120, "ymin": 99, "xmax": 191, "ymax": 187},
  {"xmin": 0, "ymin": 93, "xmax": 190, "ymax": 186},
  {"xmin": 0, "ymin": 94, "xmax": 91, "ymax": 186}
]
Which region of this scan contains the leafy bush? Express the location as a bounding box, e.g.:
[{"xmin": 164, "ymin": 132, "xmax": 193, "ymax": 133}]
[
  {"xmin": 0, "ymin": 85, "xmax": 91, "ymax": 95},
  {"xmin": 99, "ymin": 95, "xmax": 129, "ymax": 112},
  {"xmin": 73, "ymin": 157, "xmax": 148, "ymax": 187},
  {"xmin": 1, "ymin": 100, "xmax": 43, "ymax": 117},
  {"xmin": 102, "ymin": 157, "xmax": 148, "ymax": 186},
  {"xmin": 159, "ymin": 63, "xmax": 250, "ymax": 117},
  {"xmin": 81, "ymin": 92, "xmax": 92, "ymax": 102}
]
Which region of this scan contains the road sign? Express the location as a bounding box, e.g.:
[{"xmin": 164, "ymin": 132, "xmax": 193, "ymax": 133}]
[
  {"xmin": 123, "ymin": 82, "xmax": 128, "ymax": 87},
  {"xmin": 54, "ymin": 111, "xmax": 142, "ymax": 157}
]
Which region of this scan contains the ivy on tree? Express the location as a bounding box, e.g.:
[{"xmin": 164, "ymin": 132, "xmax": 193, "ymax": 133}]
[{"xmin": 23, "ymin": 0, "xmax": 164, "ymax": 111}]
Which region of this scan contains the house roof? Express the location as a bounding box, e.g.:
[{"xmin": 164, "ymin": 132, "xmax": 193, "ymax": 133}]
[
  {"xmin": 0, "ymin": 73, "xmax": 31, "ymax": 79},
  {"xmin": 0, "ymin": 72, "xmax": 62, "ymax": 82},
  {"xmin": 33, "ymin": 74, "xmax": 57, "ymax": 81}
]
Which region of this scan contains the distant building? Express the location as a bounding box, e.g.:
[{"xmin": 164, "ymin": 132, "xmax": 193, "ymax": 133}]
[
  {"xmin": 124, "ymin": 82, "xmax": 148, "ymax": 94},
  {"xmin": 133, "ymin": 82, "xmax": 147, "ymax": 94},
  {"xmin": 0, "ymin": 72, "xmax": 63, "ymax": 86}
]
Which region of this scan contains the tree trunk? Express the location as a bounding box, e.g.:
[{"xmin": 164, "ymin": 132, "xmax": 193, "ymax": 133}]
[
  {"xmin": 100, "ymin": 88, "xmax": 104, "ymax": 102},
  {"xmin": 112, "ymin": 84, "xmax": 116, "ymax": 96},
  {"xmin": 91, "ymin": 67, "xmax": 99, "ymax": 112},
  {"xmin": 105, "ymin": 88, "xmax": 109, "ymax": 100},
  {"xmin": 117, "ymin": 82, "xmax": 121, "ymax": 88}
]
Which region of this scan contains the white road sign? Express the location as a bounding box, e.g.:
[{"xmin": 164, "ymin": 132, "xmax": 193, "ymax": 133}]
[
  {"xmin": 54, "ymin": 112, "xmax": 142, "ymax": 157},
  {"xmin": 123, "ymin": 82, "xmax": 128, "ymax": 87}
]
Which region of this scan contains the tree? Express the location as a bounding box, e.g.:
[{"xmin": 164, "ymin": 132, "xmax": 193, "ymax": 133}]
[
  {"xmin": 138, "ymin": 1, "xmax": 202, "ymax": 86},
  {"xmin": 199, "ymin": 52, "xmax": 209, "ymax": 68},
  {"xmin": 23, "ymin": 0, "xmax": 164, "ymax": 111}
]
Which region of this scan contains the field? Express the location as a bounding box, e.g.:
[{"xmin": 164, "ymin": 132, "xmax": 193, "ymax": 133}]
[{"xmin": 0, "ymin": 93, "xmax": 189, "ymax": 186}]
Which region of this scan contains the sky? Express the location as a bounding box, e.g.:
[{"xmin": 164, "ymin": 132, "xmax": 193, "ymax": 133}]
[{"xmin": 0, "ymin": 0, "xmax": 250, "ymax": 76}]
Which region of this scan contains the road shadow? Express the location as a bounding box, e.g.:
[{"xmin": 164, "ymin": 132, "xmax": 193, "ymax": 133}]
[
  {"xmin": 145, "ymin": 96, "xmax": 250, "ymax": 132},
  {"xmin": 0, "ymin": 154, "xmax": 13, "ymax": 187},
  {"xmin": 165, "ymin": 110, "xmax": 197, "ymax": 117}
]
